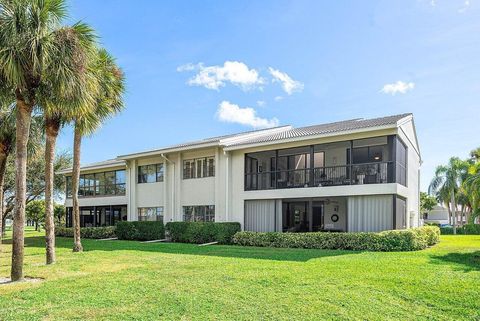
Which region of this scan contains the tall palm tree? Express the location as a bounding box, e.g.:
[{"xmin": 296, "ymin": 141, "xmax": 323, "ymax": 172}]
[
  {"xmin": 0, "ymin": 0, "xmax": 92, "ymax": 281},
  {"xmin": 39, "ymin": 23, "xmax": 96, "ymax": 265},
  {"xmin": 464, "ymin": 162, "xmax": 480, "ymax": 223},
  {"xmin": 71, "ymin": 48, "xmax": 125, "ymax": 252},
  {"xmin": 429, "ymin": 157, "xmax": 468, "ymax": 234},
  {"xmin": 0, "ymin": 95, "xmax": 15, "ymax": 246},
  {"xmin": 0, "ymin": 101, "xmax": 43, "ymax": 245}
]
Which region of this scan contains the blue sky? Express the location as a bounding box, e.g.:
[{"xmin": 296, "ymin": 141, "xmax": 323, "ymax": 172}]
[{"xmin": 58, "ymin": 0, "xmax": 480, "ymax": 191}]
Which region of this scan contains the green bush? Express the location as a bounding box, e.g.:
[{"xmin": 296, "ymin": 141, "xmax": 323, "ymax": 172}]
[
  {"xmin": 116, "ymin": 221, "xmax": 165, "ymax": 241},
  {"xmin": 55, "ymin": 226, "xmax": 116, "ymax": 239},
  {"xmin": 233, "ymin": 226, "xmax": 440, "ymax": 252},
  {"xmin": 165, "ymin": 222, "xmax": 241, "ymax": 244},
  {"xmin": 440, "ymin": 224, "xmax": 480, "ymax": 235}
]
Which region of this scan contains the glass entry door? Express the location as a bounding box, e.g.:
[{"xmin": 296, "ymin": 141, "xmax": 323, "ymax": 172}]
[
  {"xmin": 282, "ymin": 201, "xmax": 309, "ymax": 232},
  {"xmin": 312, "ymin": 202, "xmax": 324, "ymax": 232}
]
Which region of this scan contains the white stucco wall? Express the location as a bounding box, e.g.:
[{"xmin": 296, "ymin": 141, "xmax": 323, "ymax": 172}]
[{"xmin": 398, "ymin": 120, "xmax": 421, "ymax": 228}]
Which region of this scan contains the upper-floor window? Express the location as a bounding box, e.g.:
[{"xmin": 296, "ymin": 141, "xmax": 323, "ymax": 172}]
[
  {"xmin": 138, "ymin": 163, "xmax": 164, "ymax": 183},
  {"xmin": 66, "ymin": 169, "xmax": 126, "ymax": 198},
  {"xmin": 395, "ymin": 138, "xmax": 407, "ymax": 187},
  {"xmin": 183, "ymin": 157, "xmax": 215, "ymax": 179}
]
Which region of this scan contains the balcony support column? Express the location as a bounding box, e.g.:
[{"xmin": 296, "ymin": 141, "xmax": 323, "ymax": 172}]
[{"xmin": 349, "ymin": 140, "xmax": 353, "ymax": 184}]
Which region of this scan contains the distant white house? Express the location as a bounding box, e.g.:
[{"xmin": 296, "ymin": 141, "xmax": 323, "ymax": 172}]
[
  {"xmin": 424, "ymin": 205, "xmax": 449, "ymax": 225},
  {"xmin": 424, "ymin": 205, "xmax": 467, "ymax": 225}
]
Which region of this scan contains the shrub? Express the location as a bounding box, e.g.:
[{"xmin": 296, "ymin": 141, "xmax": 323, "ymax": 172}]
[
  {"xmin": 463, "ymin": 224, "xmax": 480, "ymax": 235},
  {"xmin": 233, "ymin": 226, "xmax": 440, "ymax": 252},
  {"xmin": 55, "ymin": 226, "xmax": 116, "ymax": 239},
  {"xmin": 116, "ymin": 221, "xmax": 165, "ymax": 241},
  {"xmin": 165, "ymin": 222, "xmax": 241, "ymax": 244},
  {"xmin": 440, "ymin": 224, "xmax": 480, "ymax": 235}
]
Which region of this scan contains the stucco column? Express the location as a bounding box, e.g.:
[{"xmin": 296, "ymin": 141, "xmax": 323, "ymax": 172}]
[{"xmin": 128, "ymin": 159, "xmax": 137, "ymax": 221}]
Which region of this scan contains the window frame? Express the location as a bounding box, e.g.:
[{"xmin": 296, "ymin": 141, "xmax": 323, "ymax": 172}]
[
  {"xmin": 138, "ymin": 163, "xmax": 164, "ymax": 183},
  {"xmin": 66, "ymin": 169, "xmax": 126, "ymax": 198},
  {"xmin": 183, "ymin": 157, "xmax": 215, "ymax": 179},
  {"xmin": 138, "ymin": 207, "xmax": 164, "ymax": 222},
  {"xmin": 182, "ymin": 205, "xmax": 215, "ymax": 222}
]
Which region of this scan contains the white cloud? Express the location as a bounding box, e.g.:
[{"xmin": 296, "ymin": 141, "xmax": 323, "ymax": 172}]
[
  {"xmin": 381, "ymin": 81, "xmax": 415, "ymax": 95},
  {"xmin": 178, "ymin": 61, "xmax": 264, "ymax": 91},
  {"xmin": 274, "ymin": 96, "xmax": 284, "ymax": 102},
  {"xmin": 268, "ymin": 67, "xmax": 304, "ymax": 95},
  {"xmin": 256, "ymin": 100, "xmax": 266, "ymax": 107},
  {"xmin": 216, "ymin": 101, "xmax": 279, "ymax": 129},
  {"xmin": 176, "ymin": 63, "xmax": 197, "ymax": 72},
  {"xmin": 458, "ymin": 0, "xmax": 470, "ymax": 13}
]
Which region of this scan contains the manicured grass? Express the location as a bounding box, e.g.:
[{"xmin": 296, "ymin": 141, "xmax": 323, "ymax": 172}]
[{"xmin": 0, "ymin": 228, "xmax": 479, "ymax": 320}]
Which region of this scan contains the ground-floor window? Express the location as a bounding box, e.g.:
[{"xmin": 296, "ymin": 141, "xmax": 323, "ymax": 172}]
[
  {"xmin": 138, "ymin": 207, "xmax": 164, "ymax": 222},
  {"xmin": 66, "ymin": 205, "xmax": 127, "ymax": 227},
  {"xmin": 183, "ymin": 205, "xmax": 215, "ymax": 222}
]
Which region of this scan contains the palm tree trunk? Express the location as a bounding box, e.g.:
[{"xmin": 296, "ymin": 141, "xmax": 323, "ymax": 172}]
[
  {"xmin": 0, "ymin": 148, "xmax": 7, "ymax": 247},
  {"xmin": 44, "ymin": 118, "xmax": 60, "ymax": 264},
  {"xmin": 451, "ymin": 190, "xmax": 457, "ymax": 235},
  {"xmin": 445, "ymin": 201, "xmax": 452, "ymax": 225},
  {"xmin": 11, "ymin": 98, "xmax": 34, "ymax": 282},
  {"xmin": 72, "ymin": 124, "xmax": 83, "ymax": 252}
]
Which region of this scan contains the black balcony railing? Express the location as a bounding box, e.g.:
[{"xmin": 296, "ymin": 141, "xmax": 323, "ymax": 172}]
[{"xmin": 245, "ymin": 161, "xmax": 394, "ymax": 190}]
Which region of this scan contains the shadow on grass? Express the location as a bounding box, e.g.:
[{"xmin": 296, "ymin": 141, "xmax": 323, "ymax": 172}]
[
  {"xmin": 7, "ymin": 236, "xmax": 359, "ymax": 262},
  {"xmin": 430, "ymin": 251, "xmax": 480, "ymax": 272}
]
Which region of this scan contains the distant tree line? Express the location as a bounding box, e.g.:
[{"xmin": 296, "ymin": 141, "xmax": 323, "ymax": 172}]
[{"xmin": 427, "ymin": 147, "xmax": 480, "ymax": 234}]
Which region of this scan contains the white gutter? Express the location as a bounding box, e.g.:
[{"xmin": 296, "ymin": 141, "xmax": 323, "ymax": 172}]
[
  {"xmin": 161, "ymin": 153, "xmax": 175, "ymax": 221},
  {"xmin": 117, "ymin": 142, "xmax": 220, "ymax": 160},
  {"xmin": 224, "ymin": 151, "xmax": 230, "ymax": 222}
]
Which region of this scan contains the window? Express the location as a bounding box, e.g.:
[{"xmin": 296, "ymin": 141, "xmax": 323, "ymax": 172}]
[
  {"xmin": 65, "ymin": 170, "xmax": 126, "ymax": 198},
  {"xmin": 183, "ymin": 205, "xmax": 215, "ymax": 222},
  {"xmin": 396, "ymin": 138, "xmax": 407, "ymax": 186},
  {"xmin": 352, "ymin": 145, "xmax": 387, "ymax": 164},
  {"xmin": 183, "ymin": 157, "xmax": 215, "ymax": 179},
  {"xmin": 66, "ymin": 176, "xmax": 72, "ymax": 197},
  {"xmin": 138, "ymin": 163, "xmax": 164, "ymax": 183},
  {"xmin": 138, "ymin": 207, "xmax": 164, "ymax": 222}
]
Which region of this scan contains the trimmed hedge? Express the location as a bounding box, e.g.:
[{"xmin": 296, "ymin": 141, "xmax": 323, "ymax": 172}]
[
  {"xmin": 440, "ymin": 224, "xmax": 480, "ymax": 235},
  {"xmin": 165, "ymin": 222, "xmax": 241, "ymax": 244},
  {"xmin": 55, "ymin": 226, "xmax": 116, "ymax": 239},
  {"xmin": 115, "ymin": 221, "xmax": 165, "ymax": 241},
  {"xmin": 232, "ymin": 226, "xmax": 440, "ymax": 252}
]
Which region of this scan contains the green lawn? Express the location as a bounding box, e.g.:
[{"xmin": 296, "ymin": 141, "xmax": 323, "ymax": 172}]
[{"xmin": 0, "ymin": 228, "xmax": 479, "ymax": 321}]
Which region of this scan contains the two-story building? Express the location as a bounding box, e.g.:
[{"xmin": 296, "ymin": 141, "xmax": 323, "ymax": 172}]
[{"xmin": 58, "ymin": 113, "xmax": 421, "ymax": 233}]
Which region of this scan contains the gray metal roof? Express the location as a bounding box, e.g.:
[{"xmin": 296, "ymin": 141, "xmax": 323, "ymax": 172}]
[
  {"xmin": 56, "ymin": 159, "xmax": 126, "ymax": 175},
  {"xmin": 117, "ymin": 125, "xmax": 292, "ymax": 159},
  {"xmin": 223, "ymin": 113, "xmax": 412, "ymax": 148}
]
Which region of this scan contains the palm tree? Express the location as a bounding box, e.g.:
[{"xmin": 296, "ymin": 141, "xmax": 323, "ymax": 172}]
[
  {"xmin": 0, "ymin": 95, "xmax": 15, "ymax": 246},
  {"xmin": 464, "ymin": 162, "xmax": 480, "ymax": 223},
  {"xmin": 470, "ymin": 147, "xmax": 480, "ymax": 162},
  {"xmin": 39, "ymin": 23, "xmax": 96, "ymax": 265},
  {"xmin": 71, "ymin": 48, "xmax": 125, "ymax": 252},
  {"xmin": 429, "ymin": 157, "xmax": 469, "ymax": 234},
  {"xmin": 0, "ymin": 0, "xmax": 92, "ymax": 281},
  {"xmin": 0, "ymin": 101, "xmax": 43, "ymax": 245}
]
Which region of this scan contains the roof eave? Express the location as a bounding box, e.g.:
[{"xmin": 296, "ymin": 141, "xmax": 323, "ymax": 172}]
[
  {"xmin": 56, "ymin": 161, "xmax": 127, "ymax": 175},
  {"xmin": 117, "ymin": 141, "xmax": 220, "ymax": 160}
]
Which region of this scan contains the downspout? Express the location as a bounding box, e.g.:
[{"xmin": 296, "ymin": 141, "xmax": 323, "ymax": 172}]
[
  {"xmin": 224, "ymin": 151, "xmax": 230, "ymax": 222},
  {"xmin": 161, "ymin": 154, "xmax": 175, "ymax": 221}
]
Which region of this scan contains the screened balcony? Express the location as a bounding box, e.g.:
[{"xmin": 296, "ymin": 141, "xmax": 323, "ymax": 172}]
[{"xmin": 244, "ymin": 135, "xmax": 407, "ymax": 191}]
